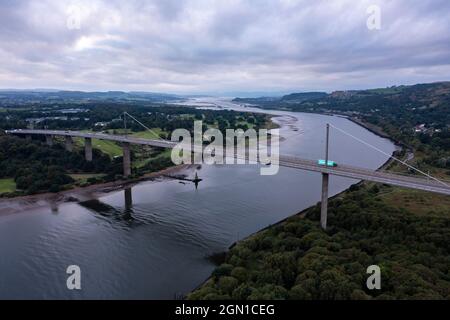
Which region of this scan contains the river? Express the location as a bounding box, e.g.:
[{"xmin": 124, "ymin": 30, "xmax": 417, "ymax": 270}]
[{"xmin": 0, "ymin": 98, "xmax": 396, "ymax": 299}]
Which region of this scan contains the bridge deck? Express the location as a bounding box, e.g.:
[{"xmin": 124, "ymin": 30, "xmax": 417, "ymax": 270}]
[
  {"xmin": 6, "ymin": 129, "xmax": 177, "ymax": 149},
  {"xmin": 6, "ymin": 129, "xmax": 450, "ymax": 196},
  {"xmin": 279, "ymin": 156, "xmax": 450, "ymax": 195}
]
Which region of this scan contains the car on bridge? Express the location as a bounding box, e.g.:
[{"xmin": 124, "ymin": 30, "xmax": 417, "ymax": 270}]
[{"xmin": 318, "ymin": 159, "xmax": 338, "ymax": 167}]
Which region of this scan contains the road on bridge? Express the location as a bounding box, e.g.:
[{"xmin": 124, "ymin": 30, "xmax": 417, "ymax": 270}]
[{"xmin": 7, "ymin": 129, "xmax": 450, "ymax": 196}]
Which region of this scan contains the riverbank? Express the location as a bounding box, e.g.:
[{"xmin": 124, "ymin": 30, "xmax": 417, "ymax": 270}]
[
  {"xmin": 0, "ymin": 163, "xmax": 193, "ymax": 216},
  {"xmin": 187, "ymin": 134, "xmax": 450, "ymax": 300},
  {"xmin": 208, "ymin": 105, "xmax": 404, "ymax": 249},
  {"xmin": 188, "ymin": 103, "xmax": 405, "ymax": 298},
  {"xmin": 347, "ymin": 116, "xmax": 413, "ymax": 151},
  {"xmin": 190, "ymin": 146, "xmax": 402, "ymax": 296}
]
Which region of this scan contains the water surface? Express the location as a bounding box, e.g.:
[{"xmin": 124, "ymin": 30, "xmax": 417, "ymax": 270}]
[{"xmin": 0, "ymin": 98, "xmax": 396, "ymax": 299}]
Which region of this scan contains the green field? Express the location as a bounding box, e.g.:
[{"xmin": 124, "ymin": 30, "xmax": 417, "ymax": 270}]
[
  {"xmin": 73, "ymin": 129, "xmax": 167, "ymax": 158},
  {"xmin": 91, "ymin": 139, "xmax": 122, "ymax": 157},
  {"xmin": 131, "ymin": 128, "xmax": 165, "ymax": 140},
  {"xmin": 0, "ymin": 178, "xmax": 16, "ymax": 194},
  {"xmin": 73, "ymin": 135, "xmax": 123, "ymax": 158},
  {"xmin": 102, "ymin": 128, "xmax": 165, "ymax": 139},
  {"xmin": 377, "ymin": 187, "xmax": 450, "ymax": 216},
  {"xmin": 134, "ymin": 148, "xmax": 172, "ymax": 168}
]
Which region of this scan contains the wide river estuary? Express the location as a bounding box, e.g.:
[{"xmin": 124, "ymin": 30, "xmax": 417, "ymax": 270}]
[{"xmin": 0, "ymin": 98, "xmax": 396, "ymax": 299}]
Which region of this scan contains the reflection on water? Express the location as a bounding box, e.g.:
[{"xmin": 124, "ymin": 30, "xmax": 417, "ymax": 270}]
[
  {"xmin": 124, "ymin": 188, "xmax": 133, "ymax": 211},
  {"xmin": 0, "ymin": 100, "xmax": 397, "ymax": 299},
  {"xmin": 50, "ymin": 201, "xmax": 59, "ymax": 214},
  {"xmin": 79, "ymin": 188, "xmax": 136, "ymax": 224}
]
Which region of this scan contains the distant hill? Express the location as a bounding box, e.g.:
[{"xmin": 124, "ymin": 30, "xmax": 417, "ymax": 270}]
[
  {"xmin": 0, "ymin": 90, "xmax": 181, "ymax": 105},
  {"xmin": 281, "ymin": 91, "xmax": 328, "ymax": 102},
  {"xmin": 232, "ymin": 96, "xmax": 281, "ymax": 105},
  {"xmin": 232, "ymin": 91, "xmax": 328, "ymax": 107}
]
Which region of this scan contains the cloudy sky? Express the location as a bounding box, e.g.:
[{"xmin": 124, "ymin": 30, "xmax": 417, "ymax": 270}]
[{"xmin": 0, "ymin": 0, "xmax": 449, "ymax": 95}]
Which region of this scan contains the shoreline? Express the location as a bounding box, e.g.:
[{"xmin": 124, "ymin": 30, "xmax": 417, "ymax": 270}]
[
  {"xmin": 192, "ymin": 150, "xmax": 401, "ymax": 294},
  {"xmin": 0, "ymin": 110, "xmax": 279, "ymax": 203},
  {"xmin": 346, "ymin": 116, "xmax": 411, "ymax": 151},
  {"xmin": 234, "ymin": 106, "xmax": 403, "ymax": 244},
  {"xmin": 232, "ymin": 101, "xmax": 405, "ymax": 150},
  {"xmin": 0, "ymin": 164, "xmax": 193, "ymax": 216},
  {"xmin": 235, "ymin": 143, "xmax": 400, "ymax": 247}
]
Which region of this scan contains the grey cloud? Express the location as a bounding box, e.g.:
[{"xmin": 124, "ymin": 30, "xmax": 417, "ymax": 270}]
[{"xmin": 0, "ymin": 0, "xmax": 449, "ymax": 93}]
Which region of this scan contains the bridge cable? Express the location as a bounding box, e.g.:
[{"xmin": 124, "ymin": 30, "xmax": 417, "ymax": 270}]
[
  {"xmin": 328, "ymin": 123, "xmax": 449, "ymax": 188},
  {"xmin": 123, "ymin": 112, "xmax": 167, "ymax": 141}
]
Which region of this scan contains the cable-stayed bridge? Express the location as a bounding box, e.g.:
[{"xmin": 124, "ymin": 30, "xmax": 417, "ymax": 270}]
[{"xmin": 6, "ymin": 126, "xmax": 450, "ymax": 230}]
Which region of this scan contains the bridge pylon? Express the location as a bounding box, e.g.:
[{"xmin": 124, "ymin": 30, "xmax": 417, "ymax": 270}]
[
  {"xmin": 321, "ymin": 173, "xmax": 329, "ymax": 230},
  {"xmin": 320, "ymin": 124, "xmax": 330, "ymax": 230}
]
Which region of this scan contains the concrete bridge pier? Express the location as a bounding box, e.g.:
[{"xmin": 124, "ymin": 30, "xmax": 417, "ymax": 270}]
[
  {"xmin": 320, "ymin": 123, "xmax": 330, "ymax": 231},
  {"xmin": 65, "ymin": 136, "xmax": 73, "ymax": 152},
  {"xmin": 122, "ymin": 142, "xmax": 131, "ymax": 177},
  {"xmin": 124, "ymin": 188, "xmax": 133, "ymax": 210},
  {"xmin": 45, "ymin": 135, "xmax": 53, "ymax": 146},
  {"xmin": 85, "ymin": 138, "xmax": 92, "ymax": 161},
  {"xmin": 320, "ymin": 173, "xmax": 329, "ymax": 230},
  {"xmin": 26, "ymin": 135, "xmax": 32, "ymax": 141}
]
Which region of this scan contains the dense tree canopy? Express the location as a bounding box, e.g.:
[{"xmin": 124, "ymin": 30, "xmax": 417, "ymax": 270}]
[
  {"xmin": 189, "ymin": 184, "xmax": 450, "ymax": 300},
  {"xmin": 0, "ymin": 134, "xmax": 117, "ymax": 195}
]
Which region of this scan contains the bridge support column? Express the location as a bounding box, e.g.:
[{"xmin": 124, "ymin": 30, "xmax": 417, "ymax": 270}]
[
  {"xmin": 123, "ymin": 142, "xmax": 131, "ymax": 177},
  {"xmin": 65, "ymin": 136, "xmax": 73, "ymax": 152},
  {"xmin": 45, "ymin": 135, "xmax": 53, "ymax": 146},
  {"xmin": 124, "ymin": 188, "xmax": 133, "ymax": 210},
  {"xmin": 84, "ymin": 138, "xmax": 92, "ymax": 161},
  {"xmin": 320, "ymin": 173, "xmax": 329, "ymax": 230},
  {"xmin": 26, "ymin": 135, "xmax": 32, "ymax": 141}
]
